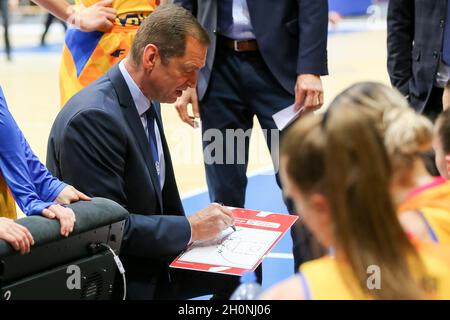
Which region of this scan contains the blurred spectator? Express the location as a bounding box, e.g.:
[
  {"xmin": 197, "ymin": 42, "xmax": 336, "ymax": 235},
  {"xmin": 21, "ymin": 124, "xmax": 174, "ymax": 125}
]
[
  {"xmin": 40, "ymin": 13, "xmax": 67, "ymax": 46},
  {"xmin": 0, "ymin": 0, "xmax": 13, "ymax": 61}
]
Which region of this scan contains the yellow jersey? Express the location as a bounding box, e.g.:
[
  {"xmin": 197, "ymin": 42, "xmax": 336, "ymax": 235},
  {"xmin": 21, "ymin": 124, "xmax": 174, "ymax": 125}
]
[
  {"xmin": 399, "ymin": 178, "xmax": 450, "ymax": 245},
  {"xmin": 0, "ymin": 174, "xmax": 16, "ymax": 219},
  {"xmin": 299, "ymin": 242, "xmax": 450, "ymax": 300}
]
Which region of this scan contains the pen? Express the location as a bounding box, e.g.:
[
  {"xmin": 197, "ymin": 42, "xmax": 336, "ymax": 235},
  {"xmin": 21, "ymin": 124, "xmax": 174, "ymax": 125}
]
[
  {"xmin": 188, "ymin": 116, "xmax": 199, "ymax": 128},
  {"xmin": 219, "ymin": 202, "xmax": 236, "ymax": 232}
]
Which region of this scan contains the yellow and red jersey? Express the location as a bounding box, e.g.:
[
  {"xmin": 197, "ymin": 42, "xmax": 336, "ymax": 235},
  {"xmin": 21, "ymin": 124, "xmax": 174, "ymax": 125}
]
[{"xmin": 59, "ymin": 1, "xmax": 160, "ymax": 106}]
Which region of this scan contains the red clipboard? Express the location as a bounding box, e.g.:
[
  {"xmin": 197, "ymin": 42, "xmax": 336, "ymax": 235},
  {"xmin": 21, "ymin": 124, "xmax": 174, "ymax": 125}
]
[{"xmin": 170, "ymin": 207, "xmax": 298, "ymax": 276}]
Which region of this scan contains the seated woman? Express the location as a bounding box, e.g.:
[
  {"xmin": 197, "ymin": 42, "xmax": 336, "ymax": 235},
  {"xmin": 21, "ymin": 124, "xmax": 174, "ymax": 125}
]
[
  {"xmin": 261, "ymin": 106, "xmax": 450, "ymax": 299},
  {"xmin": 0, "ymin": 86, "xmax": 89, "ymax": 237}
]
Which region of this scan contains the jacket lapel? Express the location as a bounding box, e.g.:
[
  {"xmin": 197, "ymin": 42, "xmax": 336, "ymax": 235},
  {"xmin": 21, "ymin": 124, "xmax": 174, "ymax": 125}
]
[{"xmin": 107, "ymin": 65, "xmax": 164, "ymax": 211}]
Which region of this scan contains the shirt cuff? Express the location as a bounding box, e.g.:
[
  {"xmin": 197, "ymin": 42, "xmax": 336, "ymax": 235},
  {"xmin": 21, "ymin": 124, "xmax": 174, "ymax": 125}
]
[
  {"xmin": 47, "ymin": 182, "xmax": 67, "ymax": 203},
  {"xmin": 27, "ymin": 201, "xmax": 57, "ymax": 216}
]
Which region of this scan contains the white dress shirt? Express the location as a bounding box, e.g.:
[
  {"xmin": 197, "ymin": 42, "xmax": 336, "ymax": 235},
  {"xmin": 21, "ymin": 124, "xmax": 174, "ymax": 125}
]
[
  {"xmin": 436, "ymin": 60, "xmax": 450, "ymax": 88},
  {"xmin": 218, "ymin": 0, "xmax": 256, "ymax": 40},
  {"xmin": 119, "ymin": 60, "xmax": 166, "ymax": 188}
]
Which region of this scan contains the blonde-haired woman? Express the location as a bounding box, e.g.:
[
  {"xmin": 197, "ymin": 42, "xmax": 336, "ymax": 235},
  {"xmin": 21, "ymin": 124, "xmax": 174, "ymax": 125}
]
[
  {"xmin": 331, "ymin": 82, "xmax": 450, "ymax": 244},
  {"xmin": 261, "ymin": 107, "xmax": 450, "ymax": 300},
  {"xmin": 383, "ymin": 108, "xmax": 450, "ymax": 244}
]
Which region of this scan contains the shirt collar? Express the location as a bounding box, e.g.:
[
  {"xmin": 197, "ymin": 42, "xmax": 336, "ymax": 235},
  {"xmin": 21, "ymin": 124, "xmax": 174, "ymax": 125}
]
[{"xmin": 118, "ymin": 60, "xmax": 151, "ymax": 117}]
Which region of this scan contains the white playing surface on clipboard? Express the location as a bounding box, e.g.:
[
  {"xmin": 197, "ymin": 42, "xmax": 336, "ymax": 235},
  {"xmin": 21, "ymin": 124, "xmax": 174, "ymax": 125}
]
[{"xmin": 178, "ymin": 227, "xmax": 281, "ymax": 269}]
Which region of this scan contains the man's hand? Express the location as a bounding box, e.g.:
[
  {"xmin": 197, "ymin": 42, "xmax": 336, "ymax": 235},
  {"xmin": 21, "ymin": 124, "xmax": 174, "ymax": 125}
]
[
  {"xmin": 443, "ymin": 82, "xmax": 450, "ymax": 111},
  {"xmin": 188, "ymin": 203, "xmax": 235, "ymax": 242},
  {"xmin": 55, "ymin": 185, "xmax": 91, "ymax": 205},
  {"xmin": 42, "ymin": 205, "xmax": 76, "ymax": 237},
  {"xmin": 68, "ymin": 0, "xmax": 117, "ymax": 33},
  {"xmin": 294, "ymin": 74, "xmax": 324, "ymax": 112},
  {"xmin": 0, "ymin": 217, "xmax": 34, "ymax": 255},
  {"xmin": 174, "ymin": 87, "xmax": 200, "ymax": 128}
]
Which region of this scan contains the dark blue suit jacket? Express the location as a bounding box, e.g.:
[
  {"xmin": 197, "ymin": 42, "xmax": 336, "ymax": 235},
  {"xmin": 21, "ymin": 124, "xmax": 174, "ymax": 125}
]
[
  {"xmin": 174, "ymin": 0, "xmax": 329, "ymax": 99},
  {"xmin": 46, "ymin": 64, "xmax": 191, "ymax": 299}
]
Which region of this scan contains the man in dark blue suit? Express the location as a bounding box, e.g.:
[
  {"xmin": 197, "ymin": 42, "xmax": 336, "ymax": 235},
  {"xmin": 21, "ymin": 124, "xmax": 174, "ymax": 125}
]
[
  {"xmin": 47, "ymin": 4, "xmax": 236, "ymax": 299},
  {"xmin": 173, "ymin": 0, "xmax": 329, "ymax": 270}
]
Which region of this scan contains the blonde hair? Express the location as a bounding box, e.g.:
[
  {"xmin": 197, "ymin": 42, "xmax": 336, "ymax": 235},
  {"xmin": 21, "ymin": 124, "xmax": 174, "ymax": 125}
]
[
  {"xmin": 281, "ymin": 106, "xmax": 425, "ymax": 299},
  {"xmin": 329, "ymin": 82, "xmax": 409, "ymax": 128},
  {"xmin": 384, "ymin": 108, "xmax": 433, "ymax": 169},
  {"xmin": 329, "ymin": 82, "xmax": 433, "ymax": 172}
]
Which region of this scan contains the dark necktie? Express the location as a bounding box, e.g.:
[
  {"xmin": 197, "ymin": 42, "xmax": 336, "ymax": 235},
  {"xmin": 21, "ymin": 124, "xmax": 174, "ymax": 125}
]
[
  {"xmin": 443, "ymin": 1, "xmax": 450, "ymax": 65},
  {"xmin": 145, "ymin": 106, "xmax": 161, "ymax": 186}
]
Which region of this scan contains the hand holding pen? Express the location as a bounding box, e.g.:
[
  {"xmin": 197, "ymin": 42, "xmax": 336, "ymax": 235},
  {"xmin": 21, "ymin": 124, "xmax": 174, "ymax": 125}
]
[
  {"xmin": 219, "ymin": 203, "xmax": 236, "ymax": 232},
  {"xmin": 188, "ymin": 203, "xmax": 235, "ymax": 242}
]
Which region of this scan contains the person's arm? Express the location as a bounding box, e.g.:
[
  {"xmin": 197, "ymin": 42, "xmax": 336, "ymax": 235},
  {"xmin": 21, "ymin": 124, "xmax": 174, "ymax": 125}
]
[
  {"xmin": 294, "ymin": 0, "xmax": 328, "ymax": 112},
  {"xmin": 0, "ymin": 95, "xmax": 55, "ymax": 216},
  {"xmin": 18, "ymin": 128, "xmax": 90, "ymax": 206},
  {"xmin": 32, "ymin": 0, "xmax": 116, "ymax": 32},
  {"xmin": 387, "ymin": 0, "xmax": 414, "ymax": 97},
  {"xmin": 4, "ymin": 92, "xmax": 87, "ymax": 207},
  {"xmin": 11, "ymin": 121, "xmax": 66, "ymax": 204},
  {"xmin": 54, "ymin": 109, "xmax": 192, "ymax": 258},
  {"xmin": 0, "ymin": 90, "xmax": 75, "ymax": 236}
]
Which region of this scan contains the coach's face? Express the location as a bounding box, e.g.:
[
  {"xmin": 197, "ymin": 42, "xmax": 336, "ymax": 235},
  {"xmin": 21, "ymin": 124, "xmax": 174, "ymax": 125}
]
[{"xmin": 141, "ymin": 36, "xmax": 207, "ymax": 103}]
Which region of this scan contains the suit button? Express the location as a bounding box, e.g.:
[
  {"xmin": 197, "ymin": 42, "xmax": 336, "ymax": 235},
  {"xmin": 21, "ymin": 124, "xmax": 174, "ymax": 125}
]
[
  {"xmin": 434, "ymin": 51, "xmax": 439, "ymax": 59},
  {"xmin": 440, "ymin": 19, "xmax": 445, "ymax": 27}
]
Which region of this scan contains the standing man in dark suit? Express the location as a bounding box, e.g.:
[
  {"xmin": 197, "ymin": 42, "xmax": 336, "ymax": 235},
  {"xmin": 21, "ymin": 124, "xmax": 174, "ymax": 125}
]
[
  {"xmin": 47, "ymin": 4, "xmax": 237, "ymax": 300},
  {"xmin": 173, "ymin": 0, "xmax": 329, "ymax": 270},
  {"xmin": 388, "ymin": 0, "xmax": 450, "ymax": 121}
]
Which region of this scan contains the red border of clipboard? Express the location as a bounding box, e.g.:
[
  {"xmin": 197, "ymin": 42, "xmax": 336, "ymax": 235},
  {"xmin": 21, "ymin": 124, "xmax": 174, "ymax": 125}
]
[{"xmin": 170, "ymin": 207, "xmax": 298, "ymax": 276}]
